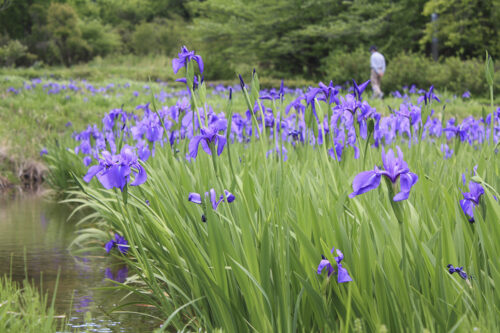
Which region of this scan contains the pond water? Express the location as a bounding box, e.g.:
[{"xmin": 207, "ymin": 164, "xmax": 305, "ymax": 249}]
[{"xmin": 0, "ymin": 196, "xmax": 159, "ymax": 332}]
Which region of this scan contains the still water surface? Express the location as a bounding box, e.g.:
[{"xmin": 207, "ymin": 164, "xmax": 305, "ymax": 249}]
[{"xmin": 0, "ymin": 196, "xmax": 158, "ymax": 332}]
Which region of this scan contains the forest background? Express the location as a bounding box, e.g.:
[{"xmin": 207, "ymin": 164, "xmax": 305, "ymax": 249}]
[{"xmin": 1, "ymin": 0, "xmax": 500, "ymax": 95}]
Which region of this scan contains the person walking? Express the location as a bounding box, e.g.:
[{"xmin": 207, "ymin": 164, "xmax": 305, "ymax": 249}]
[{"xmin": 370, "ymin": 45, "xmax": 385, "ymax": 99}]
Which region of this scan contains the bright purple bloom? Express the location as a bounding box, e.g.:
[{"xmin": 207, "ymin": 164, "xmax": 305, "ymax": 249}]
[
  {"xmin": 460, "ymin": 181, "xmax": 484, "ymax": 223},
  {"xmin": 172, "ymin": 46, "xmax": 204, "ymax": 74},
  {"xmin": 352, "ymin": 79, "xmax": 370, "ymax": 101},
  {"xmin": 105, "ymin": 233, "xmax": 128, "ymax": 254},
  {"xmin": 349, "ymin": 146, "xmax": 418, "ymax": 201},
  {"xmin": 317, "ymin": 247, "xmax": 352, "ymax": 283},
  {"xmin": 83, "ymin": 155, "xmax": 92, "ymax": 166},
  {"xmin": 188, "ymin": 189, "xmax": 235, "ymax": 210},
  {"xmin": 83, "ymin": 146, "xmax": 147, "ymax": 191},
  {"xmin": 188, "ymin": 122, "xmax": 227, "ymax": 158},
  {"xmin": 40, "ymin": 148, "xmax": 48, "ymax": 156},
  {"xmin": 305, "ymin": 87, "xmax": 323, "ymax": 106},
  {"xmin": 440, "ymin": 144, "xmax": 453, "ymax": 159},
  {"xmin": 462, "ymin": 91, "xmax": 471, "ymax": 99},
  {"xmin": 318, "ymin": 81, "xmax": 339, "ymax": 105},
  {"xmin": 285, "ymin": 96, "xmax": 306, "ymax": 115},
  {"xmin": 417, "ymin": 85, "xmax": 440, "ymax": 105},
  {"xmin": 447, "ymin": 264, "xmax": 468, "ymax": 280}
]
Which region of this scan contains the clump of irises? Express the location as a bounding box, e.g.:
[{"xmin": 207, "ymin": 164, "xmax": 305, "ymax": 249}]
[
  {"xmin": 105, "ymin": 233, "xmax": 128, "ymax": 254},
  {"xmin": 349, "ymin": 146, "xmax": 418, "ymax": 201},
  {"xmin": 317, "ymin": 247, "xmax": 352, "ymax": 283},
  {"xmin": 189, "ymin": 189, "xmax": 235, "ymax": 210},
  {"xmin": 188, "ymin": 189, "xmax": 235, "ymax": 222}
]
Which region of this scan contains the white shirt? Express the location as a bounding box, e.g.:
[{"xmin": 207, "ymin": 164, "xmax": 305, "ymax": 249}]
[{"xmin": 370, "ymin": 51, "xmax": 386, "ymax": 74}]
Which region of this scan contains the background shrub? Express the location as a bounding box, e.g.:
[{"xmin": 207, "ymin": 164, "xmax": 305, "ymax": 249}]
[
  {"xmin": 131, "ymin": 17, "xmax": 189, "ymax": 56},
  {"xmin": 320, "ymin": 48, "xmax": 370, "ymax": 86},
  {"xmin": 80, "ymin": 20, "xmax": 122, "ymax": 58},
  {"xmin": 0, "ymin": 39, "xmax": 27, "ymax": 66}
]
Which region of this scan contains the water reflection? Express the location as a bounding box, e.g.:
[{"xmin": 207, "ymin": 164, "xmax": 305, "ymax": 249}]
[
  {"xmin": 0, "ymin": 196, "xmax": 158, "ymax": 332},
  {"xmin": 105, "ymin": 266, "xmax": 129, "ymax": 284},
  {"xmin": 75, "ymin": 294, "xmax": 94, "ymax": 313}
]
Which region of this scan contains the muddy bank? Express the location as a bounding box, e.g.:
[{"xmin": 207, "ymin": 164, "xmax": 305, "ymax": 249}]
[{"xmin": 0, "ymin": 150, "xmax": 47, "ymax": 193}]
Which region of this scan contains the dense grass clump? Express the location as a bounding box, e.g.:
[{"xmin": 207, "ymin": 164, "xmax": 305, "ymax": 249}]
[{"xmin": 0, "ymin": 275, "xmax": 66, "ymax": 332}]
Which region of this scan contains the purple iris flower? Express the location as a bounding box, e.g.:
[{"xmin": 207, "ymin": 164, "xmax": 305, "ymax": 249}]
[
  {"xmin": 188, "ymin": 189, "xmax": 235, "ymax": 210},
  {"xmin": 317, "ymin": 247, "xmax": 352, "ymax": 283},
  {"xmin": 288, "ymin": 129, "xmax": 304, "ymax": 143},
  {"xmin": 318, "ymin": 81, "xmax": 339, "ymax": 105},
  {"xmin": 462, "ymin": 91, "xmax": 471, "ymax": 99},
  {"xmin": 40, "ymin": 148, "xmax": 48, "ymax": 156},
  {"xmin": 352, "ymin": 79, "xmax": 370, "ymax": 101},
  {"xmin": 188, "ymin": 122, "xmax": 227, "ymax": 158},
  {"xmin": 459, "ymin": 181, "xmax": 484, "ymax": 223},
  {"xmin": 172, "ymin": 46, "xmax": 204, "ymax": 74},
  {"xmin": 440, "ymin": 144, "xmax": 453, "ymax": 159},
  {"xmin": 83, "ymin": 155, "xmax": 92, "ymax": 166},
  {"xmin": 285, "ymin": 96, "xmax": 305, "ymax": 115},
  {"xmin": 393, "ymin": 103, "xmax": 421, "ymax": 127},
  {"xmin": 349, "ymin": 146, "xmax": 418, "ymax": 201},
  {"xmin": 83, "ymin": 146, "xmax": 147, "ymax": 191},
  {"xmin": 447, "ymin": 264, "xmax": 468, "ymax": 280},
  {"xmin": 417, "ymin": 85, "xmax": 440, "ymax": 105},
  {"xmin": 328, "ymin": 142, "xmax": 344, "ymax": 161},
  {"xmin": 105, "ymin": 233, "xmax": 128, "ymax": 254}
]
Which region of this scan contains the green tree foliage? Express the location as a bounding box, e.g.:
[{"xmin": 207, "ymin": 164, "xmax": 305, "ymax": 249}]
[
  {"xmin": 131, "ymin": 17, "xmax": 189, "ymax": 56},
  {"xmin": 0, "ymin": 38, "xmax": 27, "ymax": 66},
  {"xmin": 80, "ymin": 20, "xmax": 122, "ymax": 57},
  {"xmin": 46, "ymin": 2, "xmax": 90, "ymax": 65},
  {"xmin": 421, "ymin": 0, "xmax": 500, "ymax": 58},
  {"xmin": 0, "ymin": 0, "xmax": 32, "ymax": 40},
  {"xmin": 189, "ymin": 0, "xmax": 428, "ymax": 78},
  {"xmin": 0, "ymin": 0, "xmax": 498, "ymax": 85}
]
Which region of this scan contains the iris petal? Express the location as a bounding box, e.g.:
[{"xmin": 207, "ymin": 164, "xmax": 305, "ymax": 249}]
[
  {"xmin": 393, "ymin": 172, "xmax": 418, "ymax": 201},
  {"xmin": 188, "ymin": 135, "xmax": 204, "ymax": 158},
  {"xmin": 188, "ymin": 192, "xmax": 202, "ymax": 204},
  {"xmin": 130, "ymin": 164, "xmax": 147, "ymax": 186},
  {"xmin": 349, "ymin": 170, "xmax": 381, "ymax": 198},
  {"xmin": 317, "ymin": 259, "xmax": 333, "ymax": 276},
  {"xmin": 83, "ymin": 165, "xmax": 103, "ymax": 183},
  {"xmin": 224, "ymin": 190, "xmax": 235, "ymax": 203},
  {"xmin": 337, "ymin": 264, "xmax": 353, "ymax": 283}
]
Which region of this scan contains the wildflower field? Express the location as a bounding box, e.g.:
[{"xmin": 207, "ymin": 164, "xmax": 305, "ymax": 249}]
[{"xmin": 2, "ymin": 48, "xmax": 500, "ymax": 332}]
